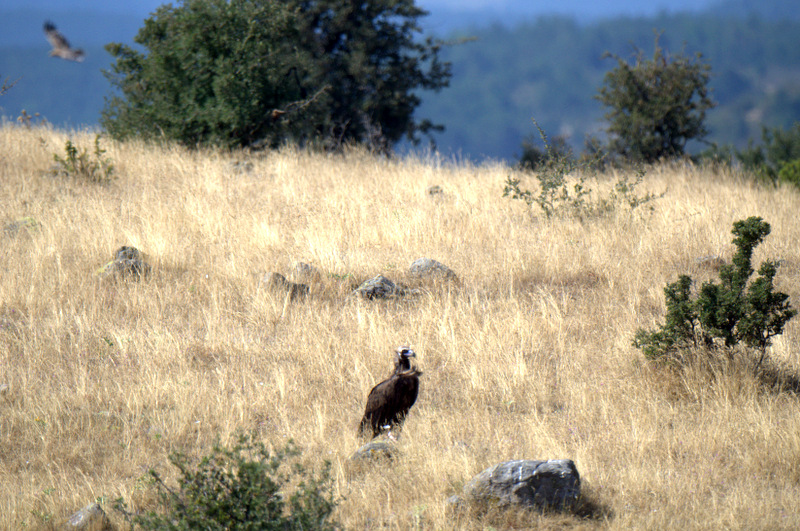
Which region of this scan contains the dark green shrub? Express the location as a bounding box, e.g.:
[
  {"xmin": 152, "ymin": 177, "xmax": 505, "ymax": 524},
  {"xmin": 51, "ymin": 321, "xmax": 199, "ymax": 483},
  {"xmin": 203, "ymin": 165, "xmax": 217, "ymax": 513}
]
[
  {"xmin": 114, "ymin": 435, "xmax": 338, "ymax": 530},
  {"xmin": 596, "ymin": 32, "xmax": 716, "ymax": 163},
  {"xmin": 635, "ymin": 217, "xmax": 796, "ymax": 372},
  {"xmin": 778, "ymin": 159, "xmax": 800, "ymax": 189}
]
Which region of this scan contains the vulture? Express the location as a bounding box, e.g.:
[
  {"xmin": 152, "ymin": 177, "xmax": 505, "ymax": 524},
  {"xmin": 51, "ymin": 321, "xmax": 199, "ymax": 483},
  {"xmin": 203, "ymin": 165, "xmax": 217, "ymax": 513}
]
[
  {"xmin": 358, "ymin": 346, "xmax": 422, "ymax": 439},
  {"xmin": 43, "ymin": 21, "xmax": 85, "ymax": 62}
]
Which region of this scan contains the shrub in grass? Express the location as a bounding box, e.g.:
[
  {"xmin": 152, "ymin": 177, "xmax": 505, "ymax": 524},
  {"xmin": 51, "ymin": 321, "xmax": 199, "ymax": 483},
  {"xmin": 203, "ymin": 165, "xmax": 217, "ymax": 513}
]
[
  {"xmin": 635, "ymin": 217, "xmax": 796, "ymax": 373},
  {"xmin": 114, "ymin": 434, "xmax": 338, "ymax": 530},
  {"xmin": 52, "ymin": 135, "xmax": 115, "ymax": 183}
]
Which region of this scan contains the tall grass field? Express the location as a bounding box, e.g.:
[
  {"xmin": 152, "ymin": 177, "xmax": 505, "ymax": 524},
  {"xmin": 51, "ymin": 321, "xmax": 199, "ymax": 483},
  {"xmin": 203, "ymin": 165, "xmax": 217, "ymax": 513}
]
[{"xmin": 1, "ymin": 126, "xmax": 799, "ymax": 529}]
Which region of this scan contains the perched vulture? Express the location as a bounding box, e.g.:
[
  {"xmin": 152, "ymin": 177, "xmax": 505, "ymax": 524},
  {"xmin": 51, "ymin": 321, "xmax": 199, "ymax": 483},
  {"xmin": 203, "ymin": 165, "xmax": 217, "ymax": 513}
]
[
  {"xmin": 43, "ymin": 21, "xmax": 85, "ymax": 62},
  {"xmin": 359, "ymin": 346, "xmax": 422, "ymax": 439}
]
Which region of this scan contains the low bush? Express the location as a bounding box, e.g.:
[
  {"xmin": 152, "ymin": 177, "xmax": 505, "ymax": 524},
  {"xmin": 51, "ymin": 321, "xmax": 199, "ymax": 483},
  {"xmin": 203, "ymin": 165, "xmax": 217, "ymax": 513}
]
[
  {"xmin": 635, "ymin": 217, "xmax": 796, "ymax": 373},
  {"xmin": 504, "ymin": 120, "xmax": 661, "ymax": 218},
  {"xmin": 114, "ymin": 434, "xmax": 338, "ymax": 530},
  {"xmin": 52, "ymin": 135, "xmax": 115, "ymax": 183}
]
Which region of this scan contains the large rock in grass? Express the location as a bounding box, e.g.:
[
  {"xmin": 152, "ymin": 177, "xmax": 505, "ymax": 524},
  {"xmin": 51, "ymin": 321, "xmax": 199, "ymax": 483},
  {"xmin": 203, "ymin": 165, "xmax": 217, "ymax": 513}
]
[
  {"xmin": 350, "ymin": 440, "xmax": 398, "ymax": 462},
  {"xmin": 95, "ymin": 246, "xmax": 151, "ymax": 281},
  {"xmin": 62, "ymin": 502, "xmax": 114, "ymax": 530},
  {"xmin": 347, "ymin": 440, "xmax": 399, "ymax": 476},
  {"xmin": 449, "ymin": 459, "xmax": 580, "ymax": 512},
  {"xmin": 354, "ymin": 275, "xmax": 407, "ymax": 300},
  {"xmin": 409, "ymin": 257, "xmax": 458, "ymax": 283}
]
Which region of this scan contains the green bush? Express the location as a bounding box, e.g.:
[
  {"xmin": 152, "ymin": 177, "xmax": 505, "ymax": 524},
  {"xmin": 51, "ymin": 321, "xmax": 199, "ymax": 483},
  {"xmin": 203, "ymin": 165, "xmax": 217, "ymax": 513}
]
[
  {"xmin": 504, "ymin": 120, "xmax": 660, "ymax": 218},
  {"xmin": 729, "ymin": 123, "xmax": 800, "ymax": 184},
  {"xmin": 635, "ymin": 217, "xmax": 796, "ymax": 372},
  {"xmin": 114, "ymin": 435, "xmax": 338, "ymax": 530},
  {"xmin": 778, "ymin": 159, "xmax": 800, "ymax": 189},
  {"xmin": 596, "ymin": 32, "xmax": 716, "ymax": 163},
  {"xmin": 52, "ymin": 135, "xmax": 114, "ymax": 183}
]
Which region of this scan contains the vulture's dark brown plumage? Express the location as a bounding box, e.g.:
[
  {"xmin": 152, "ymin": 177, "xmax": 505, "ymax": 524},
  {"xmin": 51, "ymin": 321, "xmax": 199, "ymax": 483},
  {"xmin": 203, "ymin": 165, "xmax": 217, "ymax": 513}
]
[{"xmin": 359, "ymin": 346, "xmax": 421, "ymax": 439}]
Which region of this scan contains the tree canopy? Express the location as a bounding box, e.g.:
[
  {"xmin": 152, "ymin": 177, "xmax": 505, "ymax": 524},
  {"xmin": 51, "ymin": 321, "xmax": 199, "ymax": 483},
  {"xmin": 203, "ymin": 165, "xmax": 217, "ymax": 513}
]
[
  {"xmin": 596, "ymin": 34, "xmax": 716, "ymax": 162},
  {"xmin": 101, "ymin": 0, "xmax": 450, "ymax": 150}
]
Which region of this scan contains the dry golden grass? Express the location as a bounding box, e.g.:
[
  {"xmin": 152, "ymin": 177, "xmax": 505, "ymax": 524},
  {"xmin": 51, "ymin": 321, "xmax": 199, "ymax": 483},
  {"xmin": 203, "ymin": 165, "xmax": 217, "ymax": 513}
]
[{"xmin": 1, "ymin": 125, "xmax": 800, "ymax": 530}]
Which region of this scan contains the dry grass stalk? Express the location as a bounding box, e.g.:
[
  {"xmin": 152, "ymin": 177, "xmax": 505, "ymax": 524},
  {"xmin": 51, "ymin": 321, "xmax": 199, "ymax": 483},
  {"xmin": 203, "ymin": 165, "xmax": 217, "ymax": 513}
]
[{"xmin": 1, "ymin": 126, "xmax": 799, "ymax": 529}]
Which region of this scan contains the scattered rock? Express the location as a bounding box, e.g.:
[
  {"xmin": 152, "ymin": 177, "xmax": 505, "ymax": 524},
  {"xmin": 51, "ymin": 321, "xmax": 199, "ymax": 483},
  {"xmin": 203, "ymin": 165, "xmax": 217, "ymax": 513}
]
[
  {"xmin": 265, "ymin": 272, "xmax": 309, "ymax": 301},
  {"xmin": 427, "ymin": 185, "xmax": 443, "ymax": 196},
  {"xmin": 96, "ymin": 246, "xmax": 151, "ymax": 281},
  {"xmin": 3, "ymin": 216, "xmax": 40, "ymax": 236},
  {"xmin": 347, "ymin": 440, "xmax": 399, "ymax": 476},
  {"xmin": 354, "ymin": 275, "xmax": 408, "ymax": 300},
  {"xmin": 449, "ymin": 459, "xmax": 580, "ymax": 513},
  {"xmin": 62, "ymin": 502, "xmax": 114, "ymax": 530},
  {"xmin": 292, "ymin": 261, "xmax": 321, "ymax": 281},
  {"xmin": 409, "ymin": 257, "xmax": 458, "ymax": 282},
  {"xmin": 350, "ymin": 440, "xmax": 398, "ymax": 462}
]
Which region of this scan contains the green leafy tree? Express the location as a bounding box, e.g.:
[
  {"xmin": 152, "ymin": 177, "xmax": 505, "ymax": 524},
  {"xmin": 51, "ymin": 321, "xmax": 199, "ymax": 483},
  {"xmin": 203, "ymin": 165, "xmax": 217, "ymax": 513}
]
[
  {"xmin": 596, "ymin": 33, "xmax": 716, "ymax": 163},
  {"xmin": 101, "ymin": 0, "xmax": 317, "ymax": 148},
  {"xmin": 101, "ymin": 0, "xmax": 450, "ymax": 150},
  {"xmin": 286, "ymin": 0, "xmax": 450, "ymax": 149}
]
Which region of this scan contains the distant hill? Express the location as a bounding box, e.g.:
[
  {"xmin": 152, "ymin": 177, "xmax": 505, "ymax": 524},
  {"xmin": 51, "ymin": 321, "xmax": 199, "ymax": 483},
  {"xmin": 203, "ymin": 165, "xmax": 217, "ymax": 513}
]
[
  {"xmin": 417, "ymin": 11, "xmax": 800, "ymax": 160},
  {"xmin": 708, "ymin": 0, "xmax": 800, "ymax": 21}
]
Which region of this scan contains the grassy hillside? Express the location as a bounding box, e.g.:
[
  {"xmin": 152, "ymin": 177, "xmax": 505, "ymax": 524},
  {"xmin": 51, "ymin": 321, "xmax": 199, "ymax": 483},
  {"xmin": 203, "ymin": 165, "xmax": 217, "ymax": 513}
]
[{"xmin": 1, "ymin": 126, "xmax": 800, "ymax": 529}]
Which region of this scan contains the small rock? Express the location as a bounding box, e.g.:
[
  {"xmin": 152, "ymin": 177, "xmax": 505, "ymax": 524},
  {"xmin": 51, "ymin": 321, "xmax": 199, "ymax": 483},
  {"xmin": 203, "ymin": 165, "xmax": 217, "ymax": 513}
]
[
  {"xmin": 453, "ymin": 459, "xmax": 580, "ymax": 512},
  {"xmin": 265, "ymin": 272, "xmax": 309, "ymax": 301},
  {"xmin": 354, "ymin": 275, "xmax": 406, "ymax": 300},
  {"xmin": 293, "ymin": 262, "xmax": 321, "ymax": 281},
  {"xmin": 347, "ymin": 440, "xmax": 400, "ymax": 476},
  {"xmin": 62, "ymin": 502, "xmax": 114, "ymax": 530},
  {"xmin": 96, "ymin": 246, "xmax": 151, "ymax": 281},
  {"xmin": 3, "ymin": 216, "xmax": 40, "ymax": 236},
  {"xmin": 350, "ymin": 440, "xmax": 398, "ymax": 462},
  {"xmin": 409, "ymin": 257, "xmax": 458, "ymax": 282}
]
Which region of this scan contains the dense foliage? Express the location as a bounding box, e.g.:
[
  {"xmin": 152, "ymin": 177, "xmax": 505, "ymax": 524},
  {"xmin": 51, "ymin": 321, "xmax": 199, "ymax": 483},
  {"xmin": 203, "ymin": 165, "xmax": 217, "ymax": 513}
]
[
  {"xmin": 101, "ymin": 0, "xmax": 450, "ymax": 149},
  {"xmin": 635, "ymin": 217, "xmax": 796, "ymax": 371},
  {"xmin": 735, "ymin": 122, "xmax": 800, "ymax": 184},
  {"xmin": 102, "ymin": 1, "xmax": 311, "ymax": 148},
  {"xmin": 289, "ymin": 0, "xmax": 451, "ymax": 150},
  {"xmin": 115, "ymin": 435, "xmax": 338, "ymax": 530},
  {"xmin": 596, "ymin": 34, "xmax": 716, "ymax": 162}
]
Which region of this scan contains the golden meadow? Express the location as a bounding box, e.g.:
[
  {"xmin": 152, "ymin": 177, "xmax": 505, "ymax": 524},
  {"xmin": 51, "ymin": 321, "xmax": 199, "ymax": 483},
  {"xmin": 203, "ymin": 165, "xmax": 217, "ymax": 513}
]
[{"xmin": 1, "ymin": 125, "xmax": 799, "ymax": 529}]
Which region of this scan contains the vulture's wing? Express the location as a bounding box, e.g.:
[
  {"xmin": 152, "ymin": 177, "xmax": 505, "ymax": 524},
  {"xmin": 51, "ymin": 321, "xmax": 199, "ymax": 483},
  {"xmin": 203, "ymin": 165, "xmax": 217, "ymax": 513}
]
[{"xmin": 43, "ymin": 21, "xmax": 85, "ymax": 61}]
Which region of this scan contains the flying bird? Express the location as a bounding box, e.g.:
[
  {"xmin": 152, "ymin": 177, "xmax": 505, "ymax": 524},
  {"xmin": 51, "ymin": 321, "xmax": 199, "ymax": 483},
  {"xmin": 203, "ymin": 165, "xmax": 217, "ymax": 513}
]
[
  {"xmin": 43, "ymin": 21, "xmax": 85, "ymax": 62},
  {"xmin": 359, "ymin": 346, "xmax": 422, "ymax": 439}
]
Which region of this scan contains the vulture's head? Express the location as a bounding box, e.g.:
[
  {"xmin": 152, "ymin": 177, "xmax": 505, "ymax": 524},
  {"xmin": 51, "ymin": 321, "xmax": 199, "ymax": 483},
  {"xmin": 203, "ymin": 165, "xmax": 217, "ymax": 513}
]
[{"xmin": 394, "ymin": 346, "xmax": 416, "ymax": 372}]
